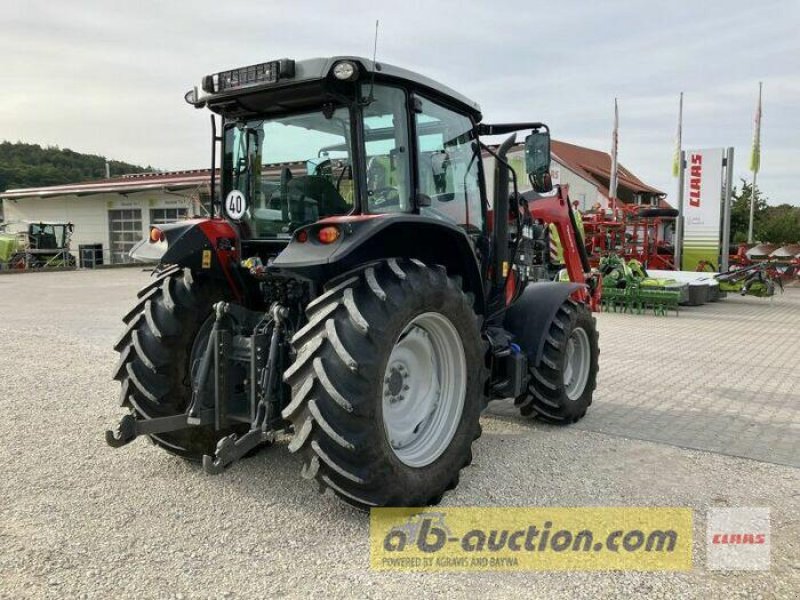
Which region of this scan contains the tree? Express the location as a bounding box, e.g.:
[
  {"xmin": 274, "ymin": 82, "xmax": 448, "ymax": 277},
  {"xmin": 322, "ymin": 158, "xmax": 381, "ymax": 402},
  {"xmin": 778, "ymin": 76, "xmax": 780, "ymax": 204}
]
[
  {"xmin": 729, "ymin": 179, "xmax": 767, "ymax": 243},
  {"xmin": 0, "ymin": 141, "xmax": 152, "ymax": 193},
  {"xmin": 757, "ymin": 204, "xmax": 800, "ymax": 244}
]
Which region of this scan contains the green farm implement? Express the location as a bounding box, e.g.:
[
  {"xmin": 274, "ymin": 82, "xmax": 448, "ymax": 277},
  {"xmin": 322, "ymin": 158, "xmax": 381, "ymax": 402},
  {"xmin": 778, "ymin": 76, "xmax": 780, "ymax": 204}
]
[{"xmin": 597, "ymin": 255, "xmax": 683, "ymax": 315}]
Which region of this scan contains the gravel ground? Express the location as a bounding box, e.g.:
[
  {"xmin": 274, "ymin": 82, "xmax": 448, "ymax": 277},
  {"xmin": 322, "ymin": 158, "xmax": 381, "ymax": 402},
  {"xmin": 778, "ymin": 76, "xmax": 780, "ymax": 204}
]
[{"xmin": 0, "ymin": 269, "xmax": 798, "ymax": 599}]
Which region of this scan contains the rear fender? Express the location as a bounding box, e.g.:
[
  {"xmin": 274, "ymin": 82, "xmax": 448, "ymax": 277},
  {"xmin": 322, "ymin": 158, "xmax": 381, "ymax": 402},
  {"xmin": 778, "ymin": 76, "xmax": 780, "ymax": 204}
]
[
  {"xmin": 131, "ymin": 218, "xmax": 242, "ymax": 300},
  {"xmin": 271, "ymin": 214, "xmax": 486, "ymax": 315},
  {"xmin": 503, "ymin": 281, "xmax": 583, "ymax": 367}
]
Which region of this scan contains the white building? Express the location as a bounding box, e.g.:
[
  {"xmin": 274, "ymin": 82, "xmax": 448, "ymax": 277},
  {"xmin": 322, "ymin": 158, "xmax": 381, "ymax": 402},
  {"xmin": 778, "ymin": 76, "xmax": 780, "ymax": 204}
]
[
  {"xmin": 1, "ymin": 171, "xmax": 210, "ymax": 265},
  {"xmin": 486, "ymin": 139, "xmax": 668, "ymax": 211}
]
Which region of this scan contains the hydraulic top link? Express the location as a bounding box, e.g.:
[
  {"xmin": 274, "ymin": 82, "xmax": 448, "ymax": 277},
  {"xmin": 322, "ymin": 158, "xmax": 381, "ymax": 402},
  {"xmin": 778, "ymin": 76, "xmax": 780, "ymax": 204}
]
[{"xmin": 201, "ymin": 302, "xmax": 288, "ymax": 474}]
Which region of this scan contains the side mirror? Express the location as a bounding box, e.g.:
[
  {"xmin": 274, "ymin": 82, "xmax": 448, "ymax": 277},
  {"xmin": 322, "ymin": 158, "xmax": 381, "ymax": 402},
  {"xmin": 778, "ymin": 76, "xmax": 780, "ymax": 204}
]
[{"xmin": 524, "ymin": 131, "xmax": 552, "ymax": 192}]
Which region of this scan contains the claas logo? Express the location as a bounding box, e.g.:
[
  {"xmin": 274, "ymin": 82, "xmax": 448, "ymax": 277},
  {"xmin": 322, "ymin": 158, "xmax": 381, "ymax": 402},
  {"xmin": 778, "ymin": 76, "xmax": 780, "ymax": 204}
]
[
  {"xmin": 711, "ymin": 532, "xmax": 766, "ymax": 545},
  {"xmin": 689, "ymin": 154, "xmax": 702, "ymax": 207}
]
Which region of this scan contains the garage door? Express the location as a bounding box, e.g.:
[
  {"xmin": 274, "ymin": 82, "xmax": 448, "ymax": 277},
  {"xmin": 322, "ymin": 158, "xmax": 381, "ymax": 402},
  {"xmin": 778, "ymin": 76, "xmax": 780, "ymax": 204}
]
[{"xmin": 108, "ymin": 209, "xmax": 143, "ymax": 264}]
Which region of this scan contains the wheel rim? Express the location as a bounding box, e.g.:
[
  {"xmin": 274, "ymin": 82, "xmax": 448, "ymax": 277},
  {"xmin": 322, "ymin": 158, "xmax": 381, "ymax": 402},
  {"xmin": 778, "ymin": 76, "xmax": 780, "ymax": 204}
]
[
  {"xmin": 563, "ymin": 327, "xmax": 591, "ymax": 401},
  {"xmin": 382, "ymin": 312, "xmax": 467, "ymax": 468}
]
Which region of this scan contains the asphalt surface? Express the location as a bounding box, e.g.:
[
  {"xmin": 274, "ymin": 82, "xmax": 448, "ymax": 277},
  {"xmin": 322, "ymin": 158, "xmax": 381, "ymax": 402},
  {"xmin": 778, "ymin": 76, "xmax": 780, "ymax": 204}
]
[{"xmin": 1, "ymin": 268, "xmax": 798, "ymax": 599}]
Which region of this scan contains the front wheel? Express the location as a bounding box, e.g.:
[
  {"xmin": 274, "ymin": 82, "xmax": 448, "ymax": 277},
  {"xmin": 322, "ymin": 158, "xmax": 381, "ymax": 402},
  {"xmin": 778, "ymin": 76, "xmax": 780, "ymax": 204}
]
[
  {"xmin": 515, "ymin": 299, "xmax": 598, "ymax": 423},
  {"xmin": 282, "ymin": 259, "xmax": 486, "ymax": 509}
]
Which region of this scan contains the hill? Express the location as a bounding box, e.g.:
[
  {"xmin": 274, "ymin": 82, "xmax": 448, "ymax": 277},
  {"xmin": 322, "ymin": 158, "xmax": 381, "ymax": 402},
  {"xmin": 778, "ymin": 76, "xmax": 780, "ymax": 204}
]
[{"xmin": 0, "ymin": 141, "xmax": 153, "ymax": 192}]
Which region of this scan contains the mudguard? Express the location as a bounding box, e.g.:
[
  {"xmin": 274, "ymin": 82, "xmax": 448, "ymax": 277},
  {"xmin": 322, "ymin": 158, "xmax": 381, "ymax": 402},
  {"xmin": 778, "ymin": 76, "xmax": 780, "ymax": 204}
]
[
  {"xmin": 271, "ymin": 214, "xmax": 487, "ymax": 315},
  {"xmin": 130, "ymin": 218, "xmax": 242, "ymax": 300},
  {"xmin": 503, "ymin": 281, "xmax": 584, "ymax": 367}
]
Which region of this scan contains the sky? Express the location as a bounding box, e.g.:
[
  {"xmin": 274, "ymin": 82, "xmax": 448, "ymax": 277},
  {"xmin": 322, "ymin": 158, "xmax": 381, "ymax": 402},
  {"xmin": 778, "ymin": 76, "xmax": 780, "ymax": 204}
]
[{"xmin": 1, "ymin": 0, "xmax": 798, "ymax": 205}]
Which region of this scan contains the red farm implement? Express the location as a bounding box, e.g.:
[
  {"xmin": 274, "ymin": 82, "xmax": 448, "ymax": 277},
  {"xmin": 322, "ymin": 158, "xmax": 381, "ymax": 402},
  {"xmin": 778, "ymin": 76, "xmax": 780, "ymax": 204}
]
[{"xmin": 582, "ymin": 204, "xmax": 678, "ymax": 271}]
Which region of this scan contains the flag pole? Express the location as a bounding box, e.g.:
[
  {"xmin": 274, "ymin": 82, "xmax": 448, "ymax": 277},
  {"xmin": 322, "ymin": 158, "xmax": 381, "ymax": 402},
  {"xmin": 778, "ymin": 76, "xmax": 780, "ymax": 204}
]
[
  {"xmin": 673, "ymin": 92, "xmax": 683, "ymax": 177},
  {"xmin": 673, "ymin": 92, "xmax": 684, "ymax": 270},
  {"xmin": 747, "ymin": 81, "xmax": 762, "ymax": 244},
  {"xmin": 748, "ymin": 168, "xmax": 758, "ymax": 244},
  {"xmin": 609, "ymin": 98, "xmax": 619, "ymax": 211}
]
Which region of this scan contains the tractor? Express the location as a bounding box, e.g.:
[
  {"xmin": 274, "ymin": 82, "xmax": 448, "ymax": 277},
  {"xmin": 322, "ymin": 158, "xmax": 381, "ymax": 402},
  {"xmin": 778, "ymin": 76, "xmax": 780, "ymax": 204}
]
[{"xmin": 106, "ymin": 56, "xmax": 601, "ymax": 509}]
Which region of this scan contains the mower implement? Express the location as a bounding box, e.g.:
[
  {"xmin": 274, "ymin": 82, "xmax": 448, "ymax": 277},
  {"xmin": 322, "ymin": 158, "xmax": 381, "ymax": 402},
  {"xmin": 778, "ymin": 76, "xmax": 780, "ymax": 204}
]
[
  {"xmin": 716, "ymin": 261, "xmax": 785, "ymax": 297},
  {"xmin": 598, "ymin": 255, "xmax": 682, "ymax": 315},
  {"xmin": 106, "ymin": 56, "xmax": 600, "ymax": 508}
]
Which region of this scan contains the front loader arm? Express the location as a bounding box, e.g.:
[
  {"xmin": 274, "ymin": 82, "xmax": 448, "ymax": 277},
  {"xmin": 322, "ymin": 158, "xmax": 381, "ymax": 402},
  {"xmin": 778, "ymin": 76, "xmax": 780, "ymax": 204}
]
[{"xmin": 525, "ymin": 185, "xmax": 602, "ymax": 311}]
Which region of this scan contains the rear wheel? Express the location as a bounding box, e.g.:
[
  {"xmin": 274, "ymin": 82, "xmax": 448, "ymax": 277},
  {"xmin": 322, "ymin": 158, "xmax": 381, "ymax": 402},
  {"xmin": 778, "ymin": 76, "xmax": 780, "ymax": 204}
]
[
  {"xmin": 113, "ymin": 266, "xmax": 245, "ymax": 459},
  {"xmin": 515, "ymin": 299, "xmax": 598, "ymax": 423},
  {"xmin": 282, "ymin": 259, "xmax": 486, "ymax": 509}
]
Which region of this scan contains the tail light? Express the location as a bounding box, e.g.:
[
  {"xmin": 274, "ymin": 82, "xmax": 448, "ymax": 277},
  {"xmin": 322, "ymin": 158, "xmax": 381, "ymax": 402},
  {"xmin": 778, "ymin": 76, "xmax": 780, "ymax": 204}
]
[
  {"xmin": 317, "ymin": 226, "xmax": 341, "ymax": 244},
  {"xmin": 149, "ymin": 227, "xmax": 165, "ymax": 243}
]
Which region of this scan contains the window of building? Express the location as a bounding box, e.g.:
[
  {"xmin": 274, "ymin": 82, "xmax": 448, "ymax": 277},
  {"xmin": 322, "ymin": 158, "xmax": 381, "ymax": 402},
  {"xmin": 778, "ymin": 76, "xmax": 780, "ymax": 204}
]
[
  {"xmin": 414, "ymin": 97, "xmax": 483, "ymax": 233},
  {"xmin": 108, "ymin": 208, "xmax": 142, "ymax": 264},
  {"xmin": 150, "ymin": 207, "xmax": 188, "ymax": 225}
]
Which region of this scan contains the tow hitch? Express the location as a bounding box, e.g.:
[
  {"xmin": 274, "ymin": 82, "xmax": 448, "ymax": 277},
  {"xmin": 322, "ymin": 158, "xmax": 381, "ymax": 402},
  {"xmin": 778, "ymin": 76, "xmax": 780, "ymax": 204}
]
[{"xmin": 105, "ymin": 301, "xmax": 289, "ymax": 474}]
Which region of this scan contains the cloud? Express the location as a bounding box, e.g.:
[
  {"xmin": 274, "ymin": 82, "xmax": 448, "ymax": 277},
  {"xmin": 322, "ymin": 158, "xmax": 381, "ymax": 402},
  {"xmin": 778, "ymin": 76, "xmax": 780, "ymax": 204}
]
[{"xmin": 1, "ymin": 0, "xmax": 797, "ymax": 204}]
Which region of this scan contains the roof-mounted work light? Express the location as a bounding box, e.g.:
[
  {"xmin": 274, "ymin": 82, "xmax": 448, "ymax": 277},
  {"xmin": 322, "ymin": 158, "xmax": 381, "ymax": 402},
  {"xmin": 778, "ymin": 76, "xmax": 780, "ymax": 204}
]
[{"xmin": 201, "ymin": 59, "xmax": 296, "ymax": 94}]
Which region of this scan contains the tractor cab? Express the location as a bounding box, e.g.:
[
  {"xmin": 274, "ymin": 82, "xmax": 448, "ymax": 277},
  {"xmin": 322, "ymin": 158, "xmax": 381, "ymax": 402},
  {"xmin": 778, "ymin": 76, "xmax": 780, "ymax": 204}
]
[{"xmin": 186, "ymin": 57, "xmax": 488, "ymax": 246}]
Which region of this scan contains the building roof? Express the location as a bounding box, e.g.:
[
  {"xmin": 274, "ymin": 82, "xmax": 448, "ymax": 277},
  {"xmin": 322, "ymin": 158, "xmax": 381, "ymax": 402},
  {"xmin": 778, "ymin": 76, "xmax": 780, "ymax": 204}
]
[
  {"xmin": 550, "ymin": 139, "xmax": 665, "ymax": 198},
  {"xmin": 0, "ymin": 161, "xmax": 305, "ymax": 200},
  {"xmin": 0, "ymin": 169, "xmax": 213, "ymax": 200},
  {"xmin": 485, "ymin": 139, "xmax": 668, "ymax": 206}
]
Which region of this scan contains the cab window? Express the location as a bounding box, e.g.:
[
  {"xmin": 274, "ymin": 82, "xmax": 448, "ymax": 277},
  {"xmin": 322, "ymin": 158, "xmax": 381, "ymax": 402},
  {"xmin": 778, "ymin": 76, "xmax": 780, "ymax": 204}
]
[
  {"xmin": 361, "ymin": 85, "xmax": 412, "ymax": 213},
  {"xmin": 223, "ymin": 107, "xmax": 355, "ymax": 236},
  {"xmin": 414, "ymin": 97, "xmax": 483, "ymax": 233}
]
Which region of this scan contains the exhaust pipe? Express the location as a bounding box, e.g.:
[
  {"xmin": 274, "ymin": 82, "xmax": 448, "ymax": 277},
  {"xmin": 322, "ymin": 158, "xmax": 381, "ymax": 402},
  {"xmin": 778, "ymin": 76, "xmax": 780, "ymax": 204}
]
[{"xmin": 493, "ymin": 133, "xmax": 517, "ymax": 288}]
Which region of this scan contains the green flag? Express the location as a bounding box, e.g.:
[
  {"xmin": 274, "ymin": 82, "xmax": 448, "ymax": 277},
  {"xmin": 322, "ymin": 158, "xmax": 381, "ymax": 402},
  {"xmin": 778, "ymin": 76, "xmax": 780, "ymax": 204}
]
[
  {"xmin": 749, "ymin": 82, "xmax": 762, "ymax": 173},
  {"xmin": 672, "ymin": 92, "xmax": 683, "ymax": 178}
]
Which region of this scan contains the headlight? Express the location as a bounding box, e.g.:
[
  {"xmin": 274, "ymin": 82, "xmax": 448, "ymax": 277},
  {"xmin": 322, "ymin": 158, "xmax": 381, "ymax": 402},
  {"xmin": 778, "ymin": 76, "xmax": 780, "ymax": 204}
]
[{"xmin": 332, "ymin": 61, "xmax": 359, "ymax": 81}]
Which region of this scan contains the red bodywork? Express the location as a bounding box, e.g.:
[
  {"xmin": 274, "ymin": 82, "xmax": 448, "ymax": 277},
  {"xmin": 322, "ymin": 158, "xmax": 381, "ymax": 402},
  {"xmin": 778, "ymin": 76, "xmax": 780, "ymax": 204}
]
[
  {"xmin": 196, "ymin": 218, "xmax": 243, "ymax": 302},
  {"xmin": 524, "ymin": 185, "xmax": 602, "ymax": 312}
]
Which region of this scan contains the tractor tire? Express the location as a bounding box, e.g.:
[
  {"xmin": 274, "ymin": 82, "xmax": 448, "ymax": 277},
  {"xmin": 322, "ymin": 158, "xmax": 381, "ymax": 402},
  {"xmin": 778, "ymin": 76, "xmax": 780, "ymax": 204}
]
[
  {"xmin": 282, "ymin": 259, "xmax": 486, "ymax": 509},
  {"xmin": 8, "ymin": 252, "xmax": 27, "ymax": 270},
  {"xmin": 515, "ymin": 299, "xmax": 598, "ymax": 424},
  {"xmin": 113, "ymin": 266, "xmax": 244, "ymax": 459}
]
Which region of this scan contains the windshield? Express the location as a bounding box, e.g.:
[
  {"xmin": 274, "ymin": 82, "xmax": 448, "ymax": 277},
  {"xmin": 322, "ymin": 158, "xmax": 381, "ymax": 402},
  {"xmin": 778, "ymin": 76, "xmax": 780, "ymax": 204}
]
[
  {"xmin": 29, "ymin": 223, "xmax": 67, "ymax": 249},
  {"xmin": 223, "ymin": 107, "xmax": 355, "ymax": 236}
]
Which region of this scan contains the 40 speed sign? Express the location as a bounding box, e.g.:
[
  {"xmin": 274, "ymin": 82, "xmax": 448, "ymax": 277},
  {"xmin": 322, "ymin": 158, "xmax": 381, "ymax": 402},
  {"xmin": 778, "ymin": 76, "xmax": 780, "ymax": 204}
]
[{"xmin": 224, "ymin": 190, "xmax": 247, "ymax": 220}]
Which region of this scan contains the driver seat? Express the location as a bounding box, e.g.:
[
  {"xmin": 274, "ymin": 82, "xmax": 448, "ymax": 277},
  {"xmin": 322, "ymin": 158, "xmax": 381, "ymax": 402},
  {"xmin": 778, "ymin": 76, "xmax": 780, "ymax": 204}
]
[{"xmin": 287, "ymin": 175, "xmax": 350, "ymax": 219}]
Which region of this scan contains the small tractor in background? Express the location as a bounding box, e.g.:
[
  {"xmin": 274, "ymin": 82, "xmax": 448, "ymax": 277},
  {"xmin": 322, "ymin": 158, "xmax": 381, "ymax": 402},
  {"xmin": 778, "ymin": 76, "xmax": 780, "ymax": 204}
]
[
  {"xmin": 106, "ymin": 56, "xmax": 600, "ymax": 509},
  {"xmin": 0, "ymin": 221, "xmax": 76, "ymax": 270}
]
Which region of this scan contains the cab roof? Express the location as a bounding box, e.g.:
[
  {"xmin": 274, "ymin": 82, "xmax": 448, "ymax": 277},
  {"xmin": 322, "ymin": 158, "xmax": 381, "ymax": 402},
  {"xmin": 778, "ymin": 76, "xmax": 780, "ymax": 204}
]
[{"xmin": 188, "ymin": 56, "xmax": 483, "ymax": 122}]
